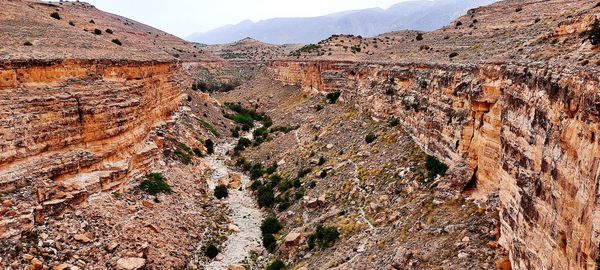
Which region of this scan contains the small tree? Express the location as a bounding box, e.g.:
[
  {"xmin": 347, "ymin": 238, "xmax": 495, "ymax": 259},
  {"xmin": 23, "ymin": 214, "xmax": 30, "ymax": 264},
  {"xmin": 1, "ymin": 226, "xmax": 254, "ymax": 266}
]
[
  {"xmin": 261, "ymin": 216, "xmax": 282, "ymax": 234},
  {"xmin": 205, "ymin": 139, "xmax": 214, "ymax": 155},
  {"xmin": 365, "ymin": 133, "xmax": 377, "ymax": 144},
  {"xmin": 214, "ymin": 185, "xmax": 229, "ymax": 199},
  {"xmin": 204, "ymin": 244, "xmax": 219, "ymax": 259},
  {"xmin": 262, "ymin": 233, "xmax": 277, "ymax": 252},
  {"xmin": 416, "ymin": 33, "xmax": 423, "ymax": 41},
  {"xmin": 139, "ymin": 173, "xmax": 172, "ymax": 195}
]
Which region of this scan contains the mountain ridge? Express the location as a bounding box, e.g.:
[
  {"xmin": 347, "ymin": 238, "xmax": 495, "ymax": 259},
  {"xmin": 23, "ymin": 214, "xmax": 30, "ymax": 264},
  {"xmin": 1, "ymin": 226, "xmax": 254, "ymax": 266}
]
[{"xmin": 187, "ymin": 0, "xmax": 498, "ymax": 44}]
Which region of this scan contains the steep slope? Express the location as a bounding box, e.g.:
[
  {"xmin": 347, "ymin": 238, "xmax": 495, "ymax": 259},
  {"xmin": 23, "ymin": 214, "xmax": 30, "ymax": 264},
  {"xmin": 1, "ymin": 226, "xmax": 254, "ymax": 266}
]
[
  {"xmin": 187, "ymin": 0, "xmax": 497, "ymax": 45},
  {"xmin": 190, "ymin": 0, "xmax": 600, "ymax": 269}
]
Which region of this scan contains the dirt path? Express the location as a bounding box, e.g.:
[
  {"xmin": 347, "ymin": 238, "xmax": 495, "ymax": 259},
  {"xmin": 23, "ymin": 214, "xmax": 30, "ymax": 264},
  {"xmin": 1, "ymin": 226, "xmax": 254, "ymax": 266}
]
[{"xmin": 204, "ymin": 133, "xmax": 263, "ymax": 270}]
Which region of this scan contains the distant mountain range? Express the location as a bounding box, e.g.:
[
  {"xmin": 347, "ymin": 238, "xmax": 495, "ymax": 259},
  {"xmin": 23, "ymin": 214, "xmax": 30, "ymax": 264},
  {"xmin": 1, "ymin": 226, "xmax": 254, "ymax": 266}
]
[{"xmin": 187, "ymin": 0, "xmax": 498, "ymax": 45}]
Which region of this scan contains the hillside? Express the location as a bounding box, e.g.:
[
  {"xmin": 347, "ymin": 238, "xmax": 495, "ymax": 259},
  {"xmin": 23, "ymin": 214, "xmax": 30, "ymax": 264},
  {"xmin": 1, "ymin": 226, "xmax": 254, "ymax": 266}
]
[
  {"xmin": 187, "ymin": 0, "xmax": 497, "ymax": 44},
  {"xmin": 0, "ymin": 0, "xmax": 599, "ymax": 270}
]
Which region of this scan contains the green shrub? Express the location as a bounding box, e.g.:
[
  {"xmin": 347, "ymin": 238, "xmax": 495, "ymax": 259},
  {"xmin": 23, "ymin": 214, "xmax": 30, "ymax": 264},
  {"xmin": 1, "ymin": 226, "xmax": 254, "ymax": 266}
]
[
  {"xmin": 261, "ymin": 216, "xmax": 282, "ymax": 234},
  {"xmin": 204, "ymin": 244, "xmax": 219, "ymax": 259},
  {"xmin": 590, "ymin": 19, "xmax": 600, "ymax": 46},
  {"xmin": 425, "ymin": 155, "xmax": 449, "ymax": 179},
  {"xmin": 139, "ymin": 173, "xmax": 172, "ymax": 195},
  {"xmin": 365, "ymin": 133, "xmax": 377, "ymax": 144},
  {"xmin": 204, "ymin": 139, "xmax": 214, "ymax": 155},
  {"xmin": 192, "ymin": 148, "xmax": 203, "ymax": 157},
  {"xmin": 231, "ymin": 127, "xmax": 240, "ymax": 138},
  {"xmin": 250, "ymin": 164, "xmax": 265, "ymax": 180},
  {"xmin": 50, "ymin": 12, "xmax": 61, "ymax": 20},
  {"xmin": 174, "ymin": 149, "xmax": 192, "ymax": 165},
  {"xmin": 326, "ymin": 91, "xmax": 341, "ymax": 104},
  {"xmin": 93, "ymin": 29, "xmax": 102, "ymax": 35},
  {"xmin": 262, "ymin": 116, "xmax": 273, "ymax": 128},
  {"xmin": 277, "ymin": 179, "xmax": 293, "ymax": 192},
  {"xmin": 266, "ymin": 259, "xmax": 285, "ymax": 270},
  {"xmin": 277, "ymin": 199, "xmax": 290, "ymax": 212},
  {"xmin": 214, "ymin": 185, "xmax": 229, "ymax": 199},
  {"xmin": 292, "ymin": 178, "xmax": 302, "ymax": 188},
  {"xmin": 389, "ymin": 117, "xmax": 400, "ymax": 127},
  {"xmin": 318, "ymin": 156, "xmax": 327, "ymax": 166},
  {"xmin": 308, "ymin": 224, "xmax": 340, "ymax": 250},
  {"xmin": 201, "ymin": 121, "xmax": 219, "ymax": 137},
  {"xmin": 297, "ymin": 167, "xmax": 312, "ymax": 178},
  {"xmin": 250, "ymin": 180, "xmax": 262, "ymax": 191},
  {"xmin": 262, "ymin": 233, "xmax": 277, "ymax": 252},
  {"xmin": 111, "ymin": 39, "xmax": 122, "ymax": 46},
  {"xmin": 266, "ymin": 163, "xmax": 278, "ymax": 174},
  {"xmin": 257, "ymin": 186, "xmax": 275, "ymax": 208},
  {"xmin": 235, "ymin": 137, "xmax": 252, "ymax": 151},
  {"xmin": 294, "ymin": 189, "xmax": 305, "ymax": 200}
]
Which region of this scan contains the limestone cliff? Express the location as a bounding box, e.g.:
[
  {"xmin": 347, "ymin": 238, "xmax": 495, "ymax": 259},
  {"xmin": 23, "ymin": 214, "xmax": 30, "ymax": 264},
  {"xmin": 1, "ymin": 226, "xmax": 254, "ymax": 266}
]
[{"xmin": 265, "ymin": 56, "xmax": 599, "ymax": 269}]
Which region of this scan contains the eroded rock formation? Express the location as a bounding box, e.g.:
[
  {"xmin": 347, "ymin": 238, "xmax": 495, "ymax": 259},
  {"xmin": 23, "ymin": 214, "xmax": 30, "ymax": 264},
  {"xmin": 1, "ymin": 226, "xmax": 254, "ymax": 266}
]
[{"xmin": 265, "ymin": 56, "xmax": 599, "ymax": 269}]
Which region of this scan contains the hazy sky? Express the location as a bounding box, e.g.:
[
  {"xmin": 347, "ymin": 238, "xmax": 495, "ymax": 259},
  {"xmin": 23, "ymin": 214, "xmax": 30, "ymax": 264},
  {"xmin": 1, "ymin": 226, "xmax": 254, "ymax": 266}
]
[{"xmin": 79, "ymin": 0, "xmax": 410, "ymax": 38}]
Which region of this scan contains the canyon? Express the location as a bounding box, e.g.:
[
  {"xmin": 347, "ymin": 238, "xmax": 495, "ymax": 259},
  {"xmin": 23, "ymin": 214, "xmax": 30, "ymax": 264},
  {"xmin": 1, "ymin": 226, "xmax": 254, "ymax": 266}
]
[{"xmin": 0, "ymin": 0, "xmax": 599, "ymax": 269}]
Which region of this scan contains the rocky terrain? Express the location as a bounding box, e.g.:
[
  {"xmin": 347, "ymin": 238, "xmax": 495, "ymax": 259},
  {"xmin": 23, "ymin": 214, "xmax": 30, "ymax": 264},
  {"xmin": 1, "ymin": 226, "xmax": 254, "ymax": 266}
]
[{"xmin": 0, "ymin": 0, "xmax": 599, "ymax": 270}]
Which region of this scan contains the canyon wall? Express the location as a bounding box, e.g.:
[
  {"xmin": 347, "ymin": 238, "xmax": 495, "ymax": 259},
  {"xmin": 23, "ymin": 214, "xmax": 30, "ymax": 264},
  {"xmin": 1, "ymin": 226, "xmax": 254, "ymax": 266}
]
[
  {"xmin": 0, "ymin": 60, "xmax": 186, "ymax": 238},
  {"xmin": 267, "ymin": 60, "xmax": 600, "ymax": 270}
]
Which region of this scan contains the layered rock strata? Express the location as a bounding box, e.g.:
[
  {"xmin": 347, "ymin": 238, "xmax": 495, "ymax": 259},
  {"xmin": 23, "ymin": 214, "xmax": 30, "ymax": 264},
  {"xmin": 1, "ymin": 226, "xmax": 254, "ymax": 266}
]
[
  {"xmin": 0, "ymin": 59, "xmax": 186, "ymax": 238},
  {"xmin": 266, "ymin": 59, "xmax": 600, "ymax": 270}
]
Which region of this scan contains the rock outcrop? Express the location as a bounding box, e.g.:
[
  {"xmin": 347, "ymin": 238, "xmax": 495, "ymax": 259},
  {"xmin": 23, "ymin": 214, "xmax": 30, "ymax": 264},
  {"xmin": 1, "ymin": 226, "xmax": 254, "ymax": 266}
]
[{"xmin": 266, "ymin": 55, "xmax": 599, "ymax": 270}]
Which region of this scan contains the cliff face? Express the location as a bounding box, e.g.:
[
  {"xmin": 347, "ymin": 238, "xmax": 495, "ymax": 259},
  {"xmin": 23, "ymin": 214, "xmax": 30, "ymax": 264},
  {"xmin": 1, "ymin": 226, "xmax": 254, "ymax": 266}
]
[
  {"xmin": 267, "ymin": 60, "xmax": 600, "ymax": 269},
  {"xmin": 0, "ymin": 60, "xmax": 186, "ymax": 238}
]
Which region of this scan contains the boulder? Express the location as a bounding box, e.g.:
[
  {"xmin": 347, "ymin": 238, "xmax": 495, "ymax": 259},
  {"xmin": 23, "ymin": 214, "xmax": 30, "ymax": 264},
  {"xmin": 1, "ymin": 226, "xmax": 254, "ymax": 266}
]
[{"xmin": 116, "ymin": 257, "xmax": 146, "ymax": 270}]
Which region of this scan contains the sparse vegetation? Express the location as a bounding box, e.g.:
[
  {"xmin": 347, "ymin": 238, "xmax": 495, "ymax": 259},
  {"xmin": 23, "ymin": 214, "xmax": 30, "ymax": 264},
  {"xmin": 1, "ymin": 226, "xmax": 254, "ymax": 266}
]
[
  {"xmin": 192, "ymin": 81, "xmax": 239, "ymax": 93},
  {"xmin": 23, "ymin": 41, "xmax": 32, "ymax": 46},
  {"xmin": 290, "ymin": 44, "xmax": 321, "ymax": 56},
  {"xmin": 93, "ymin": 29, "xmax": 102, "ymax": 35},
  {"xmin": 262, "ymin": 233, "xmax": 277, "ymax": 252},
  {"xmin": 111, "ymin": 39, "xmax": 122, "ymax": 46},
  {"xmin": 139, "ymin": 173, "xmax": 172, "ymax": 195},
  {"xmin": 201, "ymin": 121, "xmax": 220, "ymax": 137},
  {"xmin": 449, "ymin": 52, "xmax": 459, "ymax": 58},
  {"xmin": 214, "ymin": 185, "xmax": 229, "ymax": 199},
  {"xmin": 266, "ymin": 259, "xmax": 285, "ymax": 270},
  {"xmin": 425, "ymin": 155, "xmax": 449, "ymax": 179},
  {"xmin": 105, "ymin": 28, "xmax": 113, "ymax": 34},
  {"xmin": 50, "ymin": 12, "xmax": 61, "ymax": 20},
  {"xmin": 204, "ymin": 244, "xmax": 219, "ymax": 259},
  {"xmin": 307, "ymin": 224, "xmax": 340, "ymax": 250},
  {"xmin": 261, "ymin": 216, "xmax": 282, "ymax": 234},
  {"xmin": 69, "ymin": 21, "xmax": 75, "ymax": 26},
  {"xmin": 416, "ymin": 33, "xmax": 423, "ymax": 41},
  {"xmin": 365, "ymin": 133, "xmax": 377, "ymax": 144}
]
